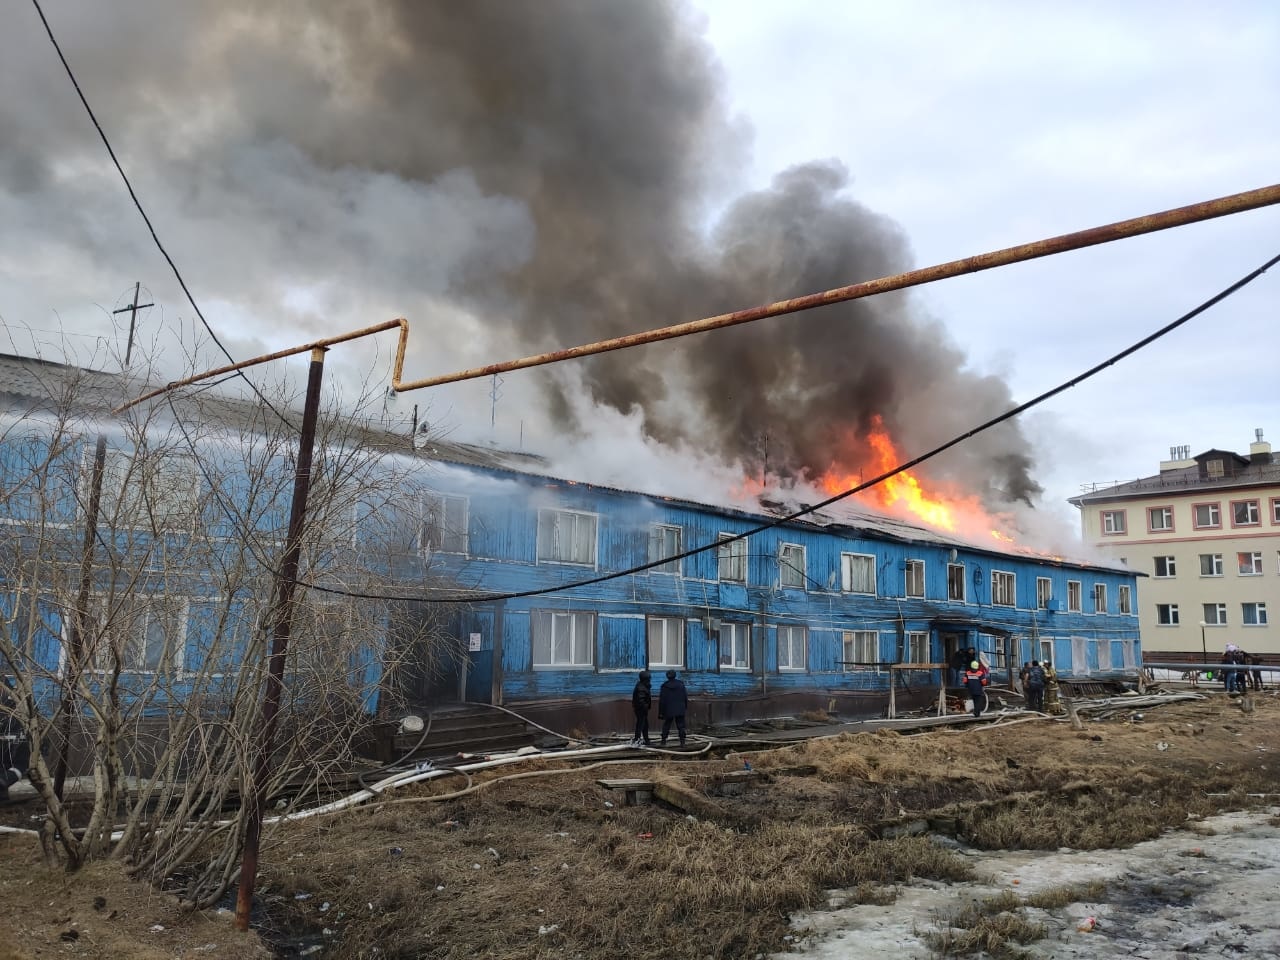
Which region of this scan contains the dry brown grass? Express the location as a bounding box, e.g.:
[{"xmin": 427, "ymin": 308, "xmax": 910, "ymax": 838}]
[
  {"xmin": 243, "ymin": 696, "xmax": 1280, "ymax": 959},
  {"xmin": 925, "ymin": 910, "xmax": 1045, "ymax": 959},
  {"xmin": 1022, "ymin": 879, "xmax": 1107, "ymax": 909},
  {"xmin": 924, "ymin": 890, "xmax": 1047, "ymax": 958}
]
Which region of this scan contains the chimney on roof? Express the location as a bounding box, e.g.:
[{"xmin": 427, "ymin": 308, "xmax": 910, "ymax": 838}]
[
  {"xmin": 1250, "ymin": 428, "xmax": 1272, "ymax": 466},
  {"xmin": 1159, "ymin": 443, "xmax": 1194, "ymax": 472}
]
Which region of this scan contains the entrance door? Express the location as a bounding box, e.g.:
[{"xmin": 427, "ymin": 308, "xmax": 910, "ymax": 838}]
[{"xmin": 941, "ymin": 632, "xmax": 964, "ymax": 669}]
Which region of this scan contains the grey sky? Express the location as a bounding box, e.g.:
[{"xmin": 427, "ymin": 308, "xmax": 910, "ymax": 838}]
[
  {"xmin": 693, "ymin": 0, "xmax": 1280, "ymax": 508},
  {"xmin": 0, "ymin": 0, "xmax": 1276, "ymax": 546}
]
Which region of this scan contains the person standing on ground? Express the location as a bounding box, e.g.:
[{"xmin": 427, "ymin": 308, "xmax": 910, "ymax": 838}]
[
  {"xmin": 658, "ymin": 669, "xmax": 688, "ymax": 747},
  {"xmin": 1249, "ymin": 654, "xmax": 1265, "ymax": 691},
  {"xmin": 630, "ymin": 670, "xmax": 653, "ymax": 746},
  {"xmin": 1222, "ymin": 645, "xmax": 1246, "ymax": 694},
  {"xmin": 963, "ymin": 661, "xmax": 987, "ymax": 718},
  {"xmin": 1025, "ymin": 660, "xmax": 1046, "ymax": 713}
]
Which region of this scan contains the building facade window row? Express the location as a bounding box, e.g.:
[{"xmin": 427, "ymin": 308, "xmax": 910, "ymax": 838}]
[
  {"xmin": 1099, "ymin": 496, "xmax": 1280, "ymax": 537},
  {"xmin": 423, "ymin": 502, "xmax": 1132, "ymax": 615},
  {"xmin": 529, "ymin": 611, "xmax": 951, "ymax": 673},
  {"xmin": 1154, "ymin": 602, "xmax": 1269, "ymax": 628},
  {"xmin": 1152, "ymin": 551, "xmax": 1275, "ymax": 578}
]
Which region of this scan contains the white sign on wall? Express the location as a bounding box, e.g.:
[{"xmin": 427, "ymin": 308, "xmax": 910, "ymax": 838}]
[{"xmin": 468, "ymin": 632, "xmax": 482, "ymax": 652}]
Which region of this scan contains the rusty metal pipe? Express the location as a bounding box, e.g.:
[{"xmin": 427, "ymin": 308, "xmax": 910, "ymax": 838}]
[
  {"xmin": 115, "ymin": 183, "xmax": 1280, "ymax": 416},
  {"xmin": 113, "ymin": 319, "xmax": 407, "ymax": 413},
  {"xmin": 391, "ymin": 182, "xmax": 1280, "ymax": 390}
]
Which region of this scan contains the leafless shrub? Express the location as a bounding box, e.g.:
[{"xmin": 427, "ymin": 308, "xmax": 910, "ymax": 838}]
[{"xmin": 0, "ymin": 340, "xmax": 464, "ymax": 908}]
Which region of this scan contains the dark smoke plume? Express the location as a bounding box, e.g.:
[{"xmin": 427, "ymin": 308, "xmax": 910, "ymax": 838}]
[{"xmin": 1, "ymin": 0, "xmax": 1040, "ymax": 507}]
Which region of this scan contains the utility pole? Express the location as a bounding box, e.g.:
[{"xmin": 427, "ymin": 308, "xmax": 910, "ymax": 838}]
[
  {"xmin": 111, "ymin": 282, "xmax": 153, "ymax": 367},
  {"xmin": 489, "ymin": 373, "xmax": 503, "ymax": 433},
  {"xmin": 235, "ymin": 347, "xmax": 328, "ymax": 930},
  {"xmin": 53, "ymin": 283, "xmax": 150, "ymax": 798}
]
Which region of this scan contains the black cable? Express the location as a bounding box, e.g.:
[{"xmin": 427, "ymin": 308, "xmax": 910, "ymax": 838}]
[
  {"xmin": 299, "ymin": 249, "xmax": 1280, "ymax": 605},
  {"xmin": 29, "ymin": 0, "xmax": 293, "ymax": 430}
]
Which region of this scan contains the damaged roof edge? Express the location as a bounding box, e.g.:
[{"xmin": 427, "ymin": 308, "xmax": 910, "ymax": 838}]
[{"xmin": 420, "ymin": 446, "xmax": 1138, "ymax": 579}]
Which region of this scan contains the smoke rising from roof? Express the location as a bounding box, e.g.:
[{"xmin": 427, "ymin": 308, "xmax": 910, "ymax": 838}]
[{"xmin": 1, "ymin": 0, "xmax": 1040, "ymax": 508}]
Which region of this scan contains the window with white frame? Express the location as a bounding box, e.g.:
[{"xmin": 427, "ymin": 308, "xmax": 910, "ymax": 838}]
[
  {"xmin": 905, "ymin": 631, "xmax": 929, "ymax": 663},
  {"xmin": 1093, "ymin": 583, "xmax": 1107, "ymax": 614},
  {"xmin": 1148, "ymin": 506, "xmax": 1173, "ymax": 531},
  {"xmin": 1242, "ymin": 602, "xmax": 1268, "ymax": 626},
  {"xmin": 1238, "ymin": 551, "xmax": 1263, "ymax": 576},
  {"xmin": 1232, "ymin": 499, "xmax": 1260, "ymax": 526},
  {"xmin": 531, "ymin": 610, "xmax": 595, "ymax": 668},
  {"xmin": 1039, "ymin": 638, "xmax": 1054, "ymax": 665},
  {"xmin": 647, "ymin": 616, "xmax": 684, "ymax": 668},
  {"xmin": 1101, "ymin": 510, "xmax": 1126, "ymax": 535},
  {"xmin": 87, "ymin": 594, "xmax": 187, "ymax": 674},
  {"xmin": 717, "ymin": 534, "xmax": 747, "ymax": 583},
  {"xmin": 1118, "ymin": 584, "xmax": 1132, "ymax": 615},
  {"xmin": 648, "ymin": 524, "xmax": 683, "ymax": 575},
  {"xmin": 1199, "ymin": 553, "xmax": 1224, "ymax": 577},
  {"xmin": 1067, "ymin": 580, "xmax": 1082, "ymax": 612},
  {"xmin": 982, "ymin": 635, "xmax": 1008, "ymax": 670},
  {"xmin": 1202, "ymin": 602, "xmax": 1227, "ymax": 626},
  {"xmin": 842, "ymin": 630, "xmax": 879, "ymax": 671},
  {"xmin": 777, "ymin": 624, "xmax": 807, "ymax": 671},
  {"xmin": 1153, "ymin": 556, "xmax": 1176, "ymax": 578},
  {"xmin": 947, "ymin": 563, "xmax": 966, "ymax": 602},
  {"xmin": 1193, "ymin": 503, "xmax": 1221, "ymax": 528},
  {"xmin": 841, "ymin": 553, "xmax": 876, "ymax": 594},
  {"xmin": 779, "ymin": 543, "xmax": 806, "ymax": 589},
  {"xmin": 95, "ymin": 448, "xmax": 201, "ymax": 530},
  {"xmin": 1036, "ymin": 577, "xmax": 1052, "ymax": 610},
  {"xmin": 419, "ymin": 492, "xmax": 469, "ymax": 554},
  {"xmin": 536, "ymin": 509, "xmax": 597, "ymax": 565},
  {"xmin": 719, "ymin": 621, "xmax": 751, "ymax": 670},
  {"xmin": 905, "ymin": 559, "xmax": 925, "ymax": 598},
  {"xmin": 1273, "ymin": 499, "xmax": 1280, "ymax": 524},
  {"xmin": 1155, "ymin": 603, "xmax": 1179, "ymax": 626},
  {"xmin": 991, "ymin": 570, "xmax": 1015, "ymax": 607}
]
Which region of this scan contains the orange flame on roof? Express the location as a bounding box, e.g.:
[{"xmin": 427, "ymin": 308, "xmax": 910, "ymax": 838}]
[{"xmin": 816, "ymin": 415, "xmax": 1013, "ymax": 545}]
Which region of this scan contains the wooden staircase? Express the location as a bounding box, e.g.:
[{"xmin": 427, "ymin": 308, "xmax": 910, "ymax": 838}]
[{"xmin": 366, "ymin": 704, "xmax": 541, "ymax": 763}]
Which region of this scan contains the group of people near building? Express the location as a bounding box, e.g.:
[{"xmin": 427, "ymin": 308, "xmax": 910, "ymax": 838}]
[
  {"xmin": 1219, "ymin": 644, "xmax": 1266, "ymax": 693},
  {"xmin": 630, "ymin": 669, "xmax": 688, "ymax": 747}
]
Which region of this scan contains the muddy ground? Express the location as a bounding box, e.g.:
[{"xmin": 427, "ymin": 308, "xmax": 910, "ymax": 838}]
[{"xmin": 1, "ymin": 688, "xmax": 1277, "ymax": 959}]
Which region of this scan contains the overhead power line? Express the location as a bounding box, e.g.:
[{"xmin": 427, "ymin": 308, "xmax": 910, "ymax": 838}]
[
  {"xmin": 302, "ymin": 250, "xmax": 1280, "ymax": 605},
  {"xmin": 29, "ymin": 0, "xmax": 291, "ymax": 427}
]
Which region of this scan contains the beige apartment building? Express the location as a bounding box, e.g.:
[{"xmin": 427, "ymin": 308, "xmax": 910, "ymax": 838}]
[{"xmin": 1070, "ymin": 432, "xmax": 1279, "ymax": 662}]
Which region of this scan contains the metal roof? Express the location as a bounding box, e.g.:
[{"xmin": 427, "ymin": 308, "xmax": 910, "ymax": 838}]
[
  {"xmin": 1069, "ymin": 456, "xmax": 1280, "ymax": 505},
  {"xmin": 0, "ymin": 352, "xmax": 1130, "ymax": 577}
]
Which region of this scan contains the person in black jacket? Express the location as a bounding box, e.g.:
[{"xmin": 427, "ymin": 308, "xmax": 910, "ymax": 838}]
[
  {"xmin": 630, "ymin": 670, "xmax": 653, "ymax": 746},
  {"xmin": 658, "ymin": 670, "xmax": 688, "ymax": 747}
]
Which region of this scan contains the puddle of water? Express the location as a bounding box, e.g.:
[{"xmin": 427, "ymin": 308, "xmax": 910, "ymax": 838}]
[{"xmin": 779, "ymin": 809, "xmax": 1280, "ymax": 959}]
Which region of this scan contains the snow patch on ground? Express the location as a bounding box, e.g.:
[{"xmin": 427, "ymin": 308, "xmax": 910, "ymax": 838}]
[{"xmin": 779, "ymin": 809, "xmax": 1280, "ymax": 959}]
